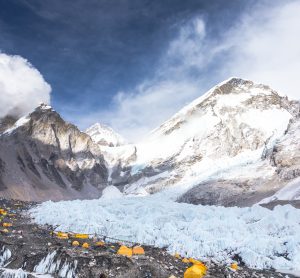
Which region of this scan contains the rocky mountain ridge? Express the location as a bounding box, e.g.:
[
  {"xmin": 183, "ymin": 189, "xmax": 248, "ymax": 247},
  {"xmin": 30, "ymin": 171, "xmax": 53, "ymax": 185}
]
[
  {"xmin": 0, "ymin": 104, "xmax": 108, "ymax": 201},
  {"xmin": 0, "ymin": 78, "xmax": 300, "ymax": 205},
  {"xmin": 109, "ymin": 78, "xmax": 300, "ymax": 206}
]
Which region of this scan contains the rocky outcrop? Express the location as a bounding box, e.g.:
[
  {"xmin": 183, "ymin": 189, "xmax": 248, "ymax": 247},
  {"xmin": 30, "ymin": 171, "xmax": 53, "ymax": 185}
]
[
  {"xmin": 0, "ymin": 115, "xmax": 17, "ymax": 133},
  {"xmin": 0, "ymin": 104, "xmax": 108, "ymax": 201},
  {"xmin": 270, "ymin": 115, "xmax": 300, "ymax": 180}
]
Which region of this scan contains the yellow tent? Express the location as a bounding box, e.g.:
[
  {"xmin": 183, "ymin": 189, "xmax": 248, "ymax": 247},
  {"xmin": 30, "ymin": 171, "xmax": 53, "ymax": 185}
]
[
  {"xmin": 72, "ymin": 241, "xmax": 80, "ymax": 247},
  {"xmin": 56, "ymin": 232, "xmax": 68, "ymax": 239},
  {"xmin": 189, "ymin": 258, "xmax": 206, "ymax": 268},
  {"xmin": 0, "ymin": 209, "xmax": 7, "ymax": 216},
  {"xmin": 82, "ymin": 242, "xmax": 89, "ymax": 248},
  {"xmin": 132, "ymin": 246, "xmax": 145, "ymax": 255},
  {"xmin": 95, "ymin": 241, "xmax": 105, "ymax": 247},
  {"xmin": 184, "ymin": 264, "xmax": 207, "ymax": 278},
  {"xmin": 117, "ymin": 245, "xmax": 133, "ymax": 257},
  {"xmin": 72, "ymin": 233, "xmax": 89, "ymax": 239},
  {"xmin": 230, "ymin": 263, "xmax": 238, "ymax": 271}
]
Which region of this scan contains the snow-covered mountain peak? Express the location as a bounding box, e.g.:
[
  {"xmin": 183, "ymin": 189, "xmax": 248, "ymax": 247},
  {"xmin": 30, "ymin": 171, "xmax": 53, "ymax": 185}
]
[
  {"xmin": 150, "ymin": 78, "xmax": 294, "ymax": 140},
  {"xmin": 130, "ymin": 78, "xmax": 298, "ymax": 175},
  {"xmin": 118, "ymin": 78, "xmax": 300, "ymax": 201},
  {"xmin": 86, "ymin": 123, "xmax": 125, "ymax": 147}
]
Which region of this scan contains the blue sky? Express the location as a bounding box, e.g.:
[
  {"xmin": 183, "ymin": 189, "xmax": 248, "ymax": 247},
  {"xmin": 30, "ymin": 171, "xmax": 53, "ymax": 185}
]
[{"xmin": 0, "ymin": 0, "xmax": 300, "ymax": 140}]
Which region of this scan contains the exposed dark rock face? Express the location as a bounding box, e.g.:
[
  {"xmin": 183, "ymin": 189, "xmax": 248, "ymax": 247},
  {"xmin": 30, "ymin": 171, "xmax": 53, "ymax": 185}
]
[
  {"xmin": 0, "ymin": 115, "xmax": 17, "ymax": 133},
  {"xmin": 0, "ymin": 158, "xmax": 7, "ymax": 190},
  {"xmin": 270, "ymin": 115, "xmax": 300, "ymax": 180},
  {"xmin": 176, "ymin": 179, "xmax": 281, "ymax": 207},
  {"xmin": 0, "ymin": 104, "xmax": 108, "ymax": 201}
]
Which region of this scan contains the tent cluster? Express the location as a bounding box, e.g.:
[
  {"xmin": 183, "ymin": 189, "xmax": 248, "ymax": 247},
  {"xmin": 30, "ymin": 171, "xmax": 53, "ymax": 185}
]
[
  {"xmin": 53, "ymin": 231, "xmax": 90, "ymax": 240},
  {"xmin": 174, "ymin": 253, "xmax": 239, "ymax": 277},
  {"xmin": 0, "ymin": 206, "xmax": 16, "ymax": 234},
  {"xmin": 117, "ymin": 245, "xmax": 145, "ymax": 257},
  {"xmin": 53, "ymin": 230, "xmax": 146, "ymax": 257},
  {"xmin": 173, "ymin": 253, "xmax": 208, "ymax": 277}
]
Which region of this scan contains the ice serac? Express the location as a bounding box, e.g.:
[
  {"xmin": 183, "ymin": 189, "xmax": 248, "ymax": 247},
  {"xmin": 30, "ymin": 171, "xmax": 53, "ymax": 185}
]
[
  {"xmin": 0, "ymin": 104, "xmax": 108, "ymax": 201},
  {"xmin": 119, "ymin": 78, "xmax": 300, "ymax": 206},
  {"xmin": 86, "ymin": 123, "xmax": 125, "ymax": 147}
]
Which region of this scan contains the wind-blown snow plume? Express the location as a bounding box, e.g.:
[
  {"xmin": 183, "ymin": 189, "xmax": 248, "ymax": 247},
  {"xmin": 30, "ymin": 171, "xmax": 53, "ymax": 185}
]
[{"xmin": 0, "ymin": 53, "xmax": 51, "ymax": 118}]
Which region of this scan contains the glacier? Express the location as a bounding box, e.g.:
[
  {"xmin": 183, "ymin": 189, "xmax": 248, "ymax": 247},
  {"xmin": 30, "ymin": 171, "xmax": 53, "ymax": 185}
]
[{"xmin": 30, "ymin": 194, "xmax": 300, "ymax": 273}]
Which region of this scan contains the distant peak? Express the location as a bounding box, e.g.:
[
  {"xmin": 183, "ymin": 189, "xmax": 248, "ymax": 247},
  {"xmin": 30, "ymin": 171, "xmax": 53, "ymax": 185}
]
[
  {"xmin": 88, "ymin": 122, "xmax": 110, "ymax": 130},
  {"xmin": 86, "ymin": 122, "xmax": 125, "ymax": 147}
]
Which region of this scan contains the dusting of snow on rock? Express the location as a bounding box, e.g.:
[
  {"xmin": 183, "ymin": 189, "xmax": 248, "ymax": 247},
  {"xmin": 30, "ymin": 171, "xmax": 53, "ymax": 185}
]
[
  {"xmin": 30, "ymin": 196, "xmax": 300, "ymax": 273},
  {"xmin": 58, "ymin": 260, "xmax": 77, "ymax": 278},
  {"xmin": 86, "ymin": 123, "xmax": 125, "ymax": 147},
  {"xmin": 34, "ymin": 251, "xmax": 60, "ymax": 274},
  {"xmin": 2, "ymin": 115, "xmax": 30, "ymax": 136},
  {"xmin": 0, "ymin": 268, "xmax": 27, "ymax": 278},
  {"xmin": 0, "ymin": 246, "xmax": 11, "ymax": 267}
]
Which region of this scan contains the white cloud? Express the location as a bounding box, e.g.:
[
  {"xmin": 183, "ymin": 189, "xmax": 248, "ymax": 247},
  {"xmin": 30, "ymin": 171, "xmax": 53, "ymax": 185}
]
[
  {"xmin": 0, "ymin": 53, "xmax": 51, "ymax": 118},
  {"xmin": 80, "ymin": 18, "xmax": 208, "ymax": 141},
  {"xmin": 225, "ymin": 0, "xmax": 300, "ymax": 99},
  {"xmin": 102, "ymin": 81, "xmax": 200, "ymax": 140},
  {"xmin": 83, "ymin": 0, "xmax": 300, "ymax": 141}
]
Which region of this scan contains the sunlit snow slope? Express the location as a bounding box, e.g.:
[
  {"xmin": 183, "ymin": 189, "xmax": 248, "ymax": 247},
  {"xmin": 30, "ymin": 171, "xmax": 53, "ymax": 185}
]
[{"xmin": 106, "ymin": 78, "xmax": 300, "ymax": 206}]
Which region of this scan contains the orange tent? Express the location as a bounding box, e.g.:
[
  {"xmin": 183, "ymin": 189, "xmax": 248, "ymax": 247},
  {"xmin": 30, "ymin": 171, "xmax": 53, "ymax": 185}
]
[
  {"xmin": 117, "ymin": 245, "xmax": 133, "ymax": 257},
  {"xmin": 133, "ymin": 246, "xmax": 145, "ymax": 255},
  {"xmin": 184, "ymin": 264, "xmax": 207, "ymax": 278}
]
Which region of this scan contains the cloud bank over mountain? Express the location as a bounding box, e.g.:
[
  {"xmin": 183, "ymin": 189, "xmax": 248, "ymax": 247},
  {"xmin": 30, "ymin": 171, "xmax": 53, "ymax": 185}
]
[{"xmin": 0, "ymin": 53, "xmax": 51, "ymax": 118}]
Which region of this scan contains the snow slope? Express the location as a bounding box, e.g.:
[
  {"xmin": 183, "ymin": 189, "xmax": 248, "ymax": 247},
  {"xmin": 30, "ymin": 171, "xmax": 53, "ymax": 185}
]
[
  {"xmin": 118, "ymin": 78, "xmax": 299, "ymax": 204},
  {"xmin": 30, "ymin": 195, "xmax": 300, "ymax": 272},
  {"xmin": 86, "ymin": 123, "xmax": 125, "ymax": 147},
  {"xmin": 133, "ymin": 77, "xmax": 293, "ymax": 165}
]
